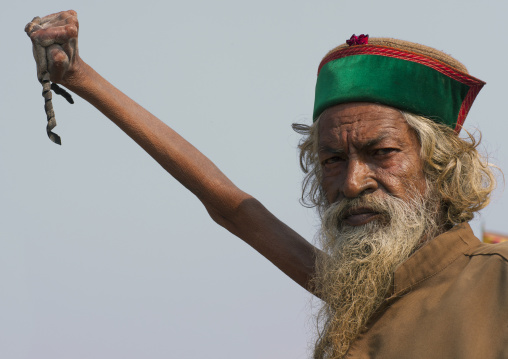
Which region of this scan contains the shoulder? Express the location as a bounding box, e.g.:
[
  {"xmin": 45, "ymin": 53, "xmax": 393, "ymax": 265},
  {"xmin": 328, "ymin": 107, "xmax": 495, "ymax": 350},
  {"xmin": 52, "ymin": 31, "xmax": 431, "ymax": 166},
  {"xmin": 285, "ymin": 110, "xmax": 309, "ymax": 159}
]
[
  {"xmin": 448, "ymin": 222, "xmax": 508, "ymax": 262},
  {"xmin": 468, "ymin": 242, "xmax": 508, "ymax": 262},
  {"xmin": 460, "ymin": 242, "xmax": 508, "ymax": 296}
]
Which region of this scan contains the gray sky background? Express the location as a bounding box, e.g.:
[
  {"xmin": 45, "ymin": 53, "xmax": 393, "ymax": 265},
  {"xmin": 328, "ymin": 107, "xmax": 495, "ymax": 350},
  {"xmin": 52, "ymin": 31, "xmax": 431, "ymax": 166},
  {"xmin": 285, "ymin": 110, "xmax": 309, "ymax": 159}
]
[{"xmin": 2, "ymin": 1, "xmax": 507, "ymax": 358}]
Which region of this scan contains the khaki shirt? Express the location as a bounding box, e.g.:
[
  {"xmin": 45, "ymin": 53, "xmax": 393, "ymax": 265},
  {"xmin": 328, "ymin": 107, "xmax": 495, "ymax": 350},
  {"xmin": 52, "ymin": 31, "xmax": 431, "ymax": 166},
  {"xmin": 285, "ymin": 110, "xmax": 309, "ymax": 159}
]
[{"xmin": 347, "ymin": 223, "xmax": 508, "ymax": 359}]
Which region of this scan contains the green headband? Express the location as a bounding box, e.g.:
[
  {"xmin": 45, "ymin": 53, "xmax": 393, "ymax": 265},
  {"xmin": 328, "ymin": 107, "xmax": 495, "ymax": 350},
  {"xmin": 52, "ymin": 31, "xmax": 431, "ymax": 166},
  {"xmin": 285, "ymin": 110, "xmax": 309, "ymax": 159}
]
[{"xmin": 313, "ymin": 44, "xmax": 485, "ymax": 131}]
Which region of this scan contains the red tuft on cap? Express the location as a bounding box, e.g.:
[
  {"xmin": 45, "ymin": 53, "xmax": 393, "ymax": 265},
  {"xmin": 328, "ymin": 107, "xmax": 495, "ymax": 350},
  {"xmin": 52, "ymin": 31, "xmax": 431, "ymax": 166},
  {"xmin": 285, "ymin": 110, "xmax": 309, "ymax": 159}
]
[{"xmin": 346, "ymin": 34, "xmax": 369, "ymax": 46}]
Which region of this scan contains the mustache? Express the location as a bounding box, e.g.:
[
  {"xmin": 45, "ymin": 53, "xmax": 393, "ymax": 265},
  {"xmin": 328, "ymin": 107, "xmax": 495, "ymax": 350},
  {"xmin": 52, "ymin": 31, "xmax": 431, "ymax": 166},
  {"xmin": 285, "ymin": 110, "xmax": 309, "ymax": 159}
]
[{"xmin": 325, "ymin": 194, "xmax": 394, "ymax": 223}]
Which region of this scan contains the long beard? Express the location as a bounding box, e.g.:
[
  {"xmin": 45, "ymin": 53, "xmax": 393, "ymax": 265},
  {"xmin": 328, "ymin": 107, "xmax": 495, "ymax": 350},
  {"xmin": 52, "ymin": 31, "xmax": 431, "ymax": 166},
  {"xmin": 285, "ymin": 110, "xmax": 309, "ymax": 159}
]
[{"xmin": 312, "ymin": 188, "xmax": 440, "ymax": 359}]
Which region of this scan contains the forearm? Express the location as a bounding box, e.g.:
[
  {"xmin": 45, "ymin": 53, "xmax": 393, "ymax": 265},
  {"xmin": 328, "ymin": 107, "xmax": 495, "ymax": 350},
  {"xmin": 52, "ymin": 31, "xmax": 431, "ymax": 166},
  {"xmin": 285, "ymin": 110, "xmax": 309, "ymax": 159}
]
[
  {"xmin": 229, "ymin": 197, "xmax": 319, "ymax": 290},
  {"xmin": 64, "ymin": 61, "xmax": 318, "ymax": 292},
  {"xmin": 65, "ymin": 61, "xmax": 248, "ymax": 214}
]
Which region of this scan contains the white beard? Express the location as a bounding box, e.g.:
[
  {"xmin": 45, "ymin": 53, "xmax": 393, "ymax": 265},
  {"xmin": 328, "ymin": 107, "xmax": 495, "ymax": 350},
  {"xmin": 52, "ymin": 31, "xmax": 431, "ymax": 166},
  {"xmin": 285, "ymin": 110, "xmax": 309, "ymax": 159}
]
[{"xmin": 312, "ymin": 188, "xmax": 440, "ymax": 359}]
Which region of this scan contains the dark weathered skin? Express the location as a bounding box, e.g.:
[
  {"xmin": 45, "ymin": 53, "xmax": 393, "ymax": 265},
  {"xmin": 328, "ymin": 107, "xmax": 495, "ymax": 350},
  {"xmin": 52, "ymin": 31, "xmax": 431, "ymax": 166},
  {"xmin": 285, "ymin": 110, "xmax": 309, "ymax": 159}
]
[
  {"xmin": 25, "ymin": 13, "xmax": 76, "ymax": 144},
  {"xmin": 318, "ymin": 103, "xmax": 427, "ymax": 227}
]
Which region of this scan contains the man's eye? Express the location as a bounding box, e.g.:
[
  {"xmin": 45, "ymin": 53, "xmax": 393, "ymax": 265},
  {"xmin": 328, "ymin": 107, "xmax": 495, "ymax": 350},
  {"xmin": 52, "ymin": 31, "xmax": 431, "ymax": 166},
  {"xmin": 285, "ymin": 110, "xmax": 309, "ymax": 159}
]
[
  {"xmin": 374, "ymin": 148, "xmax": 398, "ymax": 156},
  {"xmin": 322, "ymin": 156, "xmax": 343, "ymax": 166}
]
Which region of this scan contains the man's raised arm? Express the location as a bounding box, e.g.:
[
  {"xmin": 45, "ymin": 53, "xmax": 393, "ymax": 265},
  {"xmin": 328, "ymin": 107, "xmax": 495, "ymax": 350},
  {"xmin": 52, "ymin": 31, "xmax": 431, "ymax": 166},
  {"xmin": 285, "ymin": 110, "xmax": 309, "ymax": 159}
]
[{"xmin": 25, "ymin": 10, "xmax": 318, "ymax": 292}]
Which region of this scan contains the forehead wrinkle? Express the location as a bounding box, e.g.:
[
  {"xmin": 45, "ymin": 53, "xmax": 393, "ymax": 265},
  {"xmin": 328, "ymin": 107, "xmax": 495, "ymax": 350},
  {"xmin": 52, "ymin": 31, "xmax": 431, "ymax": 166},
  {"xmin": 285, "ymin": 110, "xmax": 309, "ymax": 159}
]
[
  {"xmin": 322, "ymin": 115, "xmax": 405, "ymax": 138},
  {"xmin": 320, "ymin": 122, "xmax": 405, "ymax": 150},
  {"xmin": 318, "ymin": 104, "xmax": 412, "ymax": 149}
]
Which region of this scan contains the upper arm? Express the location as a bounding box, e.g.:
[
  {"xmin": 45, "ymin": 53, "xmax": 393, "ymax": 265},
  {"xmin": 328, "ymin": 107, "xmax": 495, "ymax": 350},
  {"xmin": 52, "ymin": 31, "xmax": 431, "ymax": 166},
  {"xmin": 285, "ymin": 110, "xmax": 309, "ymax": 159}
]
[{"xmin": 205, "ymin": 195, "xmax": 319, "ymax": 293}]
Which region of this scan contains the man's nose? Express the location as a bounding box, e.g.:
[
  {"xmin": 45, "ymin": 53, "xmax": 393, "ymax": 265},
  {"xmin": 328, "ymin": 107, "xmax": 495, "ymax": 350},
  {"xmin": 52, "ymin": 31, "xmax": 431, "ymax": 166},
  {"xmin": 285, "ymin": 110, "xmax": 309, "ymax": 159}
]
[{"xmin": 342, "ymin": 159, "xmax": 377, "ymax": 198}]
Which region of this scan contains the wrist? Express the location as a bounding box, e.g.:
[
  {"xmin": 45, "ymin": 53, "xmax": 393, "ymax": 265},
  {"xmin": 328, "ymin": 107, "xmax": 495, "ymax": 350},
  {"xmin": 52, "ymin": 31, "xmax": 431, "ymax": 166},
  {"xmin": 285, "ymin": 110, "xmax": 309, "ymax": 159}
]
[{"xmin": 60, "ymin": 57, "xmax": 88, "ymax": 90}]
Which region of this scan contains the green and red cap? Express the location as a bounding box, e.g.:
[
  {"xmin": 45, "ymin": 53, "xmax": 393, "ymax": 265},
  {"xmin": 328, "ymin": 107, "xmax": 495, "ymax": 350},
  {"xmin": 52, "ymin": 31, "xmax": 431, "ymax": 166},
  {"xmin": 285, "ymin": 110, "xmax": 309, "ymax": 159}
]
[{"xmin": 314, "ymin": 35, "xmax": 486, "ymax": 132}]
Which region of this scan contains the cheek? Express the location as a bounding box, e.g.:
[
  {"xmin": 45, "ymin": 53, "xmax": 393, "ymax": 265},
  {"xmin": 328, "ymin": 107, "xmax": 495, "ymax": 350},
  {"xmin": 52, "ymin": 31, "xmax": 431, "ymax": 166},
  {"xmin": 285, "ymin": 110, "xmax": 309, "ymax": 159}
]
[
  {"xmin": 320, "ymin": 174, "xmax": 336, "ymax": 202},
  {"xmin": 320, "ymin": 166, "xmax": 346, "ymax": 201},
  {"xmin": 379, "ymin": 158, "xmax": 426, "ymax": 196}
]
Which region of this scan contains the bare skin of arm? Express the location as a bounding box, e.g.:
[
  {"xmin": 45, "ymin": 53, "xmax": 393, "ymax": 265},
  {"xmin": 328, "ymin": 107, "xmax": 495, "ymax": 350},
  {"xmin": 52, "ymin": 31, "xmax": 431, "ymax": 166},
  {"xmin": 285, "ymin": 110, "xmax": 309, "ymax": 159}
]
[{"xmin": 26, "ymin": 10, "xmax": 319, "ymax": 292}]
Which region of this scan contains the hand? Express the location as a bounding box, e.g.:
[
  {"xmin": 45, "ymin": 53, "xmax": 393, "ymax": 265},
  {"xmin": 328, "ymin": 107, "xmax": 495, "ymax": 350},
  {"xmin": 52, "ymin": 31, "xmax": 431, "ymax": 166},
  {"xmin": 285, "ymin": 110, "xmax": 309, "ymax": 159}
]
[{"xmin": 25, "ymin": 10, "xmax": 80, "ymax": 86}]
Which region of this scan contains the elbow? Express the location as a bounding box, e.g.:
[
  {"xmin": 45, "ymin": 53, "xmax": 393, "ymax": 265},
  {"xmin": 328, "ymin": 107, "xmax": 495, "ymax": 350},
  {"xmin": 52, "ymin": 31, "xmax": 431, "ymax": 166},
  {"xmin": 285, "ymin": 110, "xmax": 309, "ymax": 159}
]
[
  {"xmin": 204, "ymin": 194, "xmax": 257, "ymax": 233},
  {"xmin": 205, "ymin": 205, "xmax": 232, "ymax": 229}
]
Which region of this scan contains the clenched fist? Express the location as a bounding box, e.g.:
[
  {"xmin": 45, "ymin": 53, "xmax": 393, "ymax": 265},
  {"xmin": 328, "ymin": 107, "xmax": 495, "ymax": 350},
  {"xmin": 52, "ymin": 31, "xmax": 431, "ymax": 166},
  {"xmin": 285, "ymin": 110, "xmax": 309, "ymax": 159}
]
[
  {"xmin": 25, "ymin": 10, "xmax": 81, "ymax": 144},
  {"xmin": 25, "ymin": 10, "xmax": 81, "ymax": 85}
]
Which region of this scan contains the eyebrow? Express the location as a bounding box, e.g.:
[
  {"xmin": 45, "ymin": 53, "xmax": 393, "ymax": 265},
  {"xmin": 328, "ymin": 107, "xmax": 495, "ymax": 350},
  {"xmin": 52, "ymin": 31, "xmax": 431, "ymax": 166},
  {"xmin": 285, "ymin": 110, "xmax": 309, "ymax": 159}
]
[
  {"xmin": 362, "ymin": 134, "xmax": 390, "ymax": 149},
  {"xmin": 318, "ymin": 145, "xmax": 346, "ymax": 155}
]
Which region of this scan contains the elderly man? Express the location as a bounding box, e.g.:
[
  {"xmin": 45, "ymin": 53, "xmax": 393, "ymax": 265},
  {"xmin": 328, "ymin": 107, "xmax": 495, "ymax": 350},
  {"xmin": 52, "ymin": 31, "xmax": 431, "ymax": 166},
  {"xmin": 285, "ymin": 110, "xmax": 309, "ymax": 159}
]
[{"xmin": 26, "ymin": 10, "xmax": 506, "ymax": 359}]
